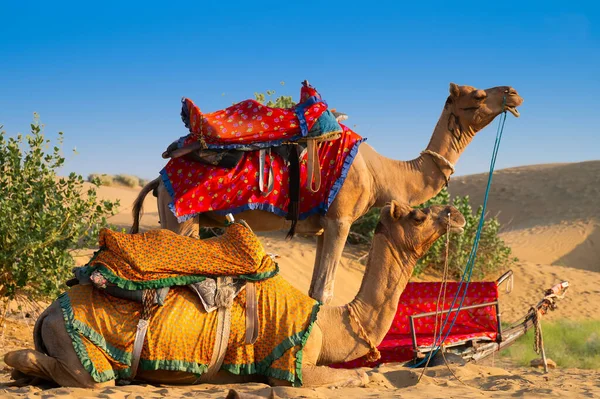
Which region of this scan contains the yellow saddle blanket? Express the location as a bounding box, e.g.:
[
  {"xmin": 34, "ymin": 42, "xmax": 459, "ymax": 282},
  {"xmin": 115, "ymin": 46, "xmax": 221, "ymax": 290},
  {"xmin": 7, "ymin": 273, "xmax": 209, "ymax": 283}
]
[
  {"xmin": 60, "ymin": 275, "xmax": 319, "ymax": 386},
  {"xmin": 62, "ymin": 222, "xmax": 320, "ymax": 386}
]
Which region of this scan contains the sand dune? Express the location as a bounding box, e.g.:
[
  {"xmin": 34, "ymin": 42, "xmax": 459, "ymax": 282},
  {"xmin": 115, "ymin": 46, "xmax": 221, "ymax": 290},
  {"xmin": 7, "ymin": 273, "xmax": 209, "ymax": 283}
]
[
  {"xmin": 1, "ymin": 160, "xmax": 599, "ymax": 398},
  {"xmin": 449, "ymin": 161, "xmax": 600, "ymax": 228},
  {"xmin": 450, "ymin": 161, "xmax": 600, "ymax": 272}
]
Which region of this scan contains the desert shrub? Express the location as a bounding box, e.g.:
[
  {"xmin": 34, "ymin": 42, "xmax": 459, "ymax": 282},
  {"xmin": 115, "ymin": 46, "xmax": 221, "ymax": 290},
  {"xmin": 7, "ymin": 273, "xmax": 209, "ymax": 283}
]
[
  {"xmin": 501, "ymin": 319, "xmax": 600, "ymax": 369},
  {"xmin": 87, "ymin": 173, "xmax": 114, "ymax": 186},
  {"xmin": 113, "ymin": 174, "xmax": 139, "ymax": 188},
  {"xmin": 0, "ymin": 117, "xmax": 119, "ymax": 300},
  {"xmin": 254, "ymin": 82, "xmax": 295, "ymax": 108},
  {"xmin": 88, "ymin": 174, "xmax": 147, "ymax": 188},
  {"xmin": 349, "ymin": 188, "xmax": 516, "ymax": 278}
]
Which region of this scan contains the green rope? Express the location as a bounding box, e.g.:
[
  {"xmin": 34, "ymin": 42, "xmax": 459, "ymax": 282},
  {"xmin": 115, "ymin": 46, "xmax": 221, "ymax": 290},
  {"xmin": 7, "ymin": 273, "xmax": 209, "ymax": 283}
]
[{"xmin": 410, "ymin": 96, "xmax": 508, "ymax": 368}]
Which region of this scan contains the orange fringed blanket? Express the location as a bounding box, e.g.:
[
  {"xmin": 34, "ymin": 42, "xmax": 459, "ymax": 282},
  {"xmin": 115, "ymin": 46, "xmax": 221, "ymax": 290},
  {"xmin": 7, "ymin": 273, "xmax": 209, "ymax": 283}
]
[{"xmin": 80, "ymin": 223, "xmax": 278, "ymax": 290}]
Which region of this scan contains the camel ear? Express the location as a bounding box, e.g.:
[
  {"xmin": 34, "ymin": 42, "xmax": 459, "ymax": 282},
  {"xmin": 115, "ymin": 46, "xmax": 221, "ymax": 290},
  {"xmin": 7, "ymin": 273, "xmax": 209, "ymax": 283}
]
[
  {"xmin": 389, "ymin": 200, "xmax": 410, "ymax": 220},
  {"xmin": 449, "ymin": 83, "xmax": 460, "ymax": 98}
]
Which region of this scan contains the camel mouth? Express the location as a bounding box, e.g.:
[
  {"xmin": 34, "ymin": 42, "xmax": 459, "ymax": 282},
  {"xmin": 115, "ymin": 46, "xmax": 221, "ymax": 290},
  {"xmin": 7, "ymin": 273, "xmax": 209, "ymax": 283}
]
[
  {"xmin": 439, "ymin": 215, "xmax": 466, "ymax": 234},
  {"xmin": 506, "ymin": 106, "xmax": 520, "ymax": 117},
  {"xmin": 449, "ymin": 225, "xmax": 465, "ymax": 234}
]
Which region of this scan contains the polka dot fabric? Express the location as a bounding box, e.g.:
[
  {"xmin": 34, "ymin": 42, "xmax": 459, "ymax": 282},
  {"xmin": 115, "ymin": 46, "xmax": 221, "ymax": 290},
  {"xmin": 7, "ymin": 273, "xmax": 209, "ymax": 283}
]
[
  {"xmin": 331, "ymin": 282, "xmax": 499, "ymax": 369},
  {"xmin": 161, "ymin": 125, "xmax": 365, "ymax": 222},
  {"xmin": 183, "ymin": 98, "xmax": 328, "ymax": 148},
  {"xmin": 182, "ymin": 82, "xmax": 327, "ymax": 149}
]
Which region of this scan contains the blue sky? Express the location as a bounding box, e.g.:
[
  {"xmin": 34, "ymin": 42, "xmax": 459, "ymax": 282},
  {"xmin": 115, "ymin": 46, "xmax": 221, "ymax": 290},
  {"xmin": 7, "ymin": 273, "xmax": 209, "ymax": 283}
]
[{"xmin": 1, "ymin": 1, "xmax": 598, "ymax": 179}]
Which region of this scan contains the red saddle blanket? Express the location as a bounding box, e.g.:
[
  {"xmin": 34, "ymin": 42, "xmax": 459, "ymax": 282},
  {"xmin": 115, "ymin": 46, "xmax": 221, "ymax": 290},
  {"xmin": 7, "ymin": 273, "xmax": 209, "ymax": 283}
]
[
  {"xmin": 331, "ymin": 281, "xmax": 499, "ymax": 368},
  {"xmin": 160, "ymin": 125, "xmax": 365, "ymax": 222}
]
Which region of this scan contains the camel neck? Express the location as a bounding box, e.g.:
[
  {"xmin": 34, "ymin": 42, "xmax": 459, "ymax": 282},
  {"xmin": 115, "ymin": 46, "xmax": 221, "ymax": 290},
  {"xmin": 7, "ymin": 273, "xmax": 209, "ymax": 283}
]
[
  {"xmin": 371, "ymin": 108, "xmax": 474, "ymax": 207},
  {"xmin": 316, "ymin": 230, "xmax": 416, "ymax": 364}
]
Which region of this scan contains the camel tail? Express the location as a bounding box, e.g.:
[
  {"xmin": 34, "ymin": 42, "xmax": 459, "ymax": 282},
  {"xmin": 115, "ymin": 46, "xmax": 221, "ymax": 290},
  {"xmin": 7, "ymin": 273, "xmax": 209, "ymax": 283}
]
[{"xmin": 130, "ymin": 177, "xmax": 161, "ymax": 234}]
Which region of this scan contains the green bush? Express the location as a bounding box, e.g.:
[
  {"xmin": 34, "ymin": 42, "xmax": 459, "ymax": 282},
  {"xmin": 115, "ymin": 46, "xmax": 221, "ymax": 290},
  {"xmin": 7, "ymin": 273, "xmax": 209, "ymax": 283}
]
[
  {"xmin": 87, "ymin": 173, "xmax": 114, "ymax": 186},
  {"xmin": 349, "ymin": 188, "xmax": 516, "ymax": 278},
  {"xmin": 0, "ymin": 117, "xmax": 120, "ymax": 300},
  {"xmin": 501, "ymin": 320, "xmax": 600, "ymax": 369},
  {"xmin": 113, "ymin": 174, "xmax": 139, "ymax": 188},
  {"xmin": 87, "ymin": 174, "xmax": 147, "ymax": 188}
]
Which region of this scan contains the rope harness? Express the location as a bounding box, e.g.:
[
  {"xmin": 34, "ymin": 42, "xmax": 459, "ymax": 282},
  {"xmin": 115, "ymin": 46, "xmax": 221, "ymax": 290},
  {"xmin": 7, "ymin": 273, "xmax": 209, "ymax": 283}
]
[
  {"xmin": 346, "ymin": 303, "xmax": 381, "ymax": 362},
  {"xmin": 421, "ymin": 150, "xmax": 456, "ymax": 186}
]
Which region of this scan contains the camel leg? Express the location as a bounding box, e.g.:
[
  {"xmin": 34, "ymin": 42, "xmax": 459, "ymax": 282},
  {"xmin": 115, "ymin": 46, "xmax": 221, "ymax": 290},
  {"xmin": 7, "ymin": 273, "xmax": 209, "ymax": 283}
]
[
  {"xmin": 308, "ymin": 218, "xmax": 351, "ymax": 304},
  {"xmin": 157, "ymin": 181, "xmax": 199, "ymax": 238},
  {"xmin": 289, "ymin": 365, "xmax": 368, "ymax": 388},
  {"xmin": 312, "ymin": 233, "xmax": 324, "ymax": 288},
  {"xmin": 4, "ymin": 303, "xmax": 113, "ymax": 388}
]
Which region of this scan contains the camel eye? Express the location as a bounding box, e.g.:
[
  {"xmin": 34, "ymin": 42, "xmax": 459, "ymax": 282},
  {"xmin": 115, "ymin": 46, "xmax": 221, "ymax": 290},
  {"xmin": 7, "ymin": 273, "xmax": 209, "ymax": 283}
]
[{"xmin": 409, "ymin": 210, "xmax": 427, "ymax": 225}]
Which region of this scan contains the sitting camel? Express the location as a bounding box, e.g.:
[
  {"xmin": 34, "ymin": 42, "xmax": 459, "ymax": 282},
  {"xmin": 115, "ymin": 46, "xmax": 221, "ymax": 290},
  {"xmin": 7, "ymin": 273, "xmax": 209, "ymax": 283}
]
[
  {"xmin": 5, "ymin": 202, "xmax": 465, "ymax": 388},
  {"xmin": 132, "ymin": 83, "xmax": 518, "ymax": 306}
]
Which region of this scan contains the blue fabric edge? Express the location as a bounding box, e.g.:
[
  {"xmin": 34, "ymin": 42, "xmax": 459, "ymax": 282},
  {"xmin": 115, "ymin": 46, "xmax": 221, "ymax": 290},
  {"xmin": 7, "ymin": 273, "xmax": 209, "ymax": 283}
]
[
  {"xmin": 294, "ymin": 96, "xmax": 322, "ymax": 138},
  {"xmin": 320, "ymin": 137, "xmax": 367, "ymax": 215}
]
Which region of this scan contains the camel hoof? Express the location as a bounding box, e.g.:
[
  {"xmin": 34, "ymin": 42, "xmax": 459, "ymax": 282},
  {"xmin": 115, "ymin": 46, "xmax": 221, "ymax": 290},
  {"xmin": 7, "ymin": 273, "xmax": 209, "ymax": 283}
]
[
  {"xmin": 6, "ymin": 369, "xmax": 42, "ymax": 387},
  {"xmin": 334, "ymin": 369, "xmax": 370, "ymax": 388},
  {"xmin": 10, "ymin": 368, "xmax": 28, "ymax": 380},
  {"xmin": 356, "ymin": 369, "xmax": 370, "ymax": 387}
]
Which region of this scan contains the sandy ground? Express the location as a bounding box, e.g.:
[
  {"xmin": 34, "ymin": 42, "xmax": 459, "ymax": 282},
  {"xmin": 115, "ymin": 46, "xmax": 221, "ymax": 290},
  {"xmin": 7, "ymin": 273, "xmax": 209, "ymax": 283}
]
[{"xmin": 1, "ymin": 160, "xmax": 599, "ymax": 398}]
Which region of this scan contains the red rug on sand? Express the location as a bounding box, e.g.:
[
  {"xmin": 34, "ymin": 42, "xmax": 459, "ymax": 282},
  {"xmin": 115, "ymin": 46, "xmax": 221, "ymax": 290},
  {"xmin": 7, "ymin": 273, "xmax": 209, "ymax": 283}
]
[
  {"xmin": 331, "ymin": 281, "xmax": 499, "ymax": 368},
  {"xmin": 160, "ymin": 125, "xmax": 365, "ymax": 222}
]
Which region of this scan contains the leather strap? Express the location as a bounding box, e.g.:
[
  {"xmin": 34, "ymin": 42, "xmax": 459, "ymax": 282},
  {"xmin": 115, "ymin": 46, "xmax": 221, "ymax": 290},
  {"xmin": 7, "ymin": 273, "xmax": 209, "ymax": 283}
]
[
  {"xmin": 129, "ymin": 319, "xmax": 149, "ymax": 380},
  {"xmin": 196, "ymin": 277, "xmax": 233, "ymax": 383},
  {"xmin": 258, "ymin": 149, "xmax": 274, "ymax": 195},
  {"xmin": 306, "ymin": 140, "xmax": 321, "ymax": 192},
  {"xmin": 245, "ymin": 282, "xmax": 259, "ymax": 345}
]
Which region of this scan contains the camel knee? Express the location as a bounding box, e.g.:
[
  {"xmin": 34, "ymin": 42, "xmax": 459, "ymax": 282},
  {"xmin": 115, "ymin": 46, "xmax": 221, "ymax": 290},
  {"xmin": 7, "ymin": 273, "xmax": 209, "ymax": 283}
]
[{"xmin": 4, "ymin": 349, "xmax": 42, "ymax": 373}]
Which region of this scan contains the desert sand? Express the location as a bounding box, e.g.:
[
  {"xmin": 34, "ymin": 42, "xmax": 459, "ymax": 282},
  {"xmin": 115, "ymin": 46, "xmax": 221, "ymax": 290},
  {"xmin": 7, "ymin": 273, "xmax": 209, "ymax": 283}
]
[{"xmin": 1, "ymin": 160, "xmax": 599, "ymax": 398}]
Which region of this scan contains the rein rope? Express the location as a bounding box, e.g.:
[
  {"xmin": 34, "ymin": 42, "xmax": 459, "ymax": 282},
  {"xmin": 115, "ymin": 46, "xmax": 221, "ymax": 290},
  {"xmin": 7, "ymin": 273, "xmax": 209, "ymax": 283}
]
[
  {"xmin": 346, "ymin": 303, "xmax": 381, "ymax": 362},
  {"xmin": 418, "ymin": 212, "xmax": 452, "ymax": 379},
  {"xmin": 410, "ymin": 95, "xmax": 509, "ymax": 369}
]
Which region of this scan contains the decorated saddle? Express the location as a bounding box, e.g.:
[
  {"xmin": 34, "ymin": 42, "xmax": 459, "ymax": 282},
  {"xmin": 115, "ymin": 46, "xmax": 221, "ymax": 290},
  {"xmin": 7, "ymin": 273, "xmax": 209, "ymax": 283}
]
[
  {"xmin": 63, "ymin": 224, "xmax": 320, "ymax": 386},
  {"xmin": 177, "ymin": 80, "xmax": 342, "ymax": 151},
  {"xmin": 160, "ymin": 81, "xmax": 366, "ymax": 237}
]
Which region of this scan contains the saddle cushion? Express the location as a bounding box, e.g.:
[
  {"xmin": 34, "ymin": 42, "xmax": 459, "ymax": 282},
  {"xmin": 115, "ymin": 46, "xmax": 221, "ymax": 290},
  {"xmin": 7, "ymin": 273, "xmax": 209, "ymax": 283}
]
[
  {"xmin": 181, "ymin": 83, "xmax": 340, "ymax": 150},
  {"xmin": 77, "ymin": 223, "xmax": 278, "ymax": 290},
  {"xmin": 160, "ymin": 125, "xmax": 365, "ymax": 222},
  {"xmin": 59, "ymin": 275, "xmax": 320, "ymax": 385}
]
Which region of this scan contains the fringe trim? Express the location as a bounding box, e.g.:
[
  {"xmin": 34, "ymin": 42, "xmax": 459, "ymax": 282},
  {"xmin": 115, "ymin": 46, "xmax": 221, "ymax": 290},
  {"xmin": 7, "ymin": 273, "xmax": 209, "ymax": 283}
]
[
  {"xmin": 59, "ymin": 293, "xmax": 128, "ymax": 382},
  {"xmin": 83, "ymin": 263, "xmax": 280, "ymax": 291},
  {"xmin": 221, "ymin": 301, "xmax": 321, "ymax": 386}
]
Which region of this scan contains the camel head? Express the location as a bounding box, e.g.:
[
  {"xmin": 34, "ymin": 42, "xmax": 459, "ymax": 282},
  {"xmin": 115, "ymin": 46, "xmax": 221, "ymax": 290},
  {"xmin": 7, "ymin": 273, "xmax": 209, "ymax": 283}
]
[
  {"xmin": 446, "ymin": 83, "xmax": 524, "ymax": 136},
  {"xmin": 377, "ymin": 201, "xmax": 466, "ymax": 259}
]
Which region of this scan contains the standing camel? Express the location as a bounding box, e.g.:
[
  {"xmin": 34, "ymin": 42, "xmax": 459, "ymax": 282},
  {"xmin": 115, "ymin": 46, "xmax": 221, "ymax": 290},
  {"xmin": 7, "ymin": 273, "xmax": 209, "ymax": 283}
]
[
  {"xmin": 131, "ymin": 83, "xmax": 523, "ymax": 303},
  {"xmin": 5, "ymin": 202, "xmax": 466, "ymax": 388}
]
